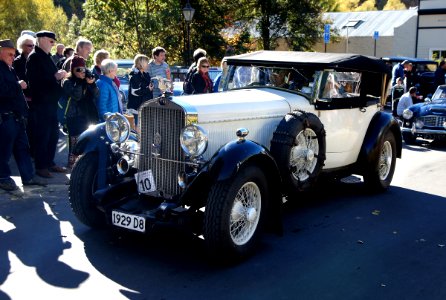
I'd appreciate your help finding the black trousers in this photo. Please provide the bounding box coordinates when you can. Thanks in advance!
[33,105,59,170]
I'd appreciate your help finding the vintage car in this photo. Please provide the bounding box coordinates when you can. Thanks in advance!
[69,51,402,262]
[382,56,438,102]
[400,84,446,144]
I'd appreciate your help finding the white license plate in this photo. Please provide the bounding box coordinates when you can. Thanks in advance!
[112,211,145,232]
[135,170,156,194]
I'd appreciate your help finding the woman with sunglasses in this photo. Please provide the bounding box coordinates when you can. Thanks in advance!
[61,56,99,168]
[191,57,213,94]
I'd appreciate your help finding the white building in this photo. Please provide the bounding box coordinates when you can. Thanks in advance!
[314,0,446,60]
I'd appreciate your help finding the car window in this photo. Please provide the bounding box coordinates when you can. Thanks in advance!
[432,86,446,101]
[318,71,361,99]
[116,63,132,84]
[226,65,317,97]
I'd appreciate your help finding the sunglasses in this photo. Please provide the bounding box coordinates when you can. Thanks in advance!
[201,65,210,68]
[75,67,86,73]
[24,44,34,48]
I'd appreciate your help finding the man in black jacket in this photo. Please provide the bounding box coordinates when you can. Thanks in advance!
[433,60,446,90]
[26,31,68,178]
[0,39,46,191]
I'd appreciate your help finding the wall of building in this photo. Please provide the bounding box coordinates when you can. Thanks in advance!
[416,14,446,59]
[393,15,417,57]
[314,36,394,57]
[420,0,445,10]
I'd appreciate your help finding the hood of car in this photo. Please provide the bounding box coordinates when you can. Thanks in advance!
[172,88,304,123]
[410,100,446,117]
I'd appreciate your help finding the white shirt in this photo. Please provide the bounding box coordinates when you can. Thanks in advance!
[397,92,414,116]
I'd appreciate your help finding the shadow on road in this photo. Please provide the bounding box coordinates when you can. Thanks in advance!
[0,192,89,300]
[59,180,446,299]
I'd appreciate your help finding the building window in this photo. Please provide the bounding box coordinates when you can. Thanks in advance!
[431,50,446,60]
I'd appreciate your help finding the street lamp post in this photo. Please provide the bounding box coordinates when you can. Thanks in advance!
[344,20,358,53]
[182,0,195,66]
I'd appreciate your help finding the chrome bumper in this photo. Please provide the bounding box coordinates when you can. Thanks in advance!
[401,127,446,135]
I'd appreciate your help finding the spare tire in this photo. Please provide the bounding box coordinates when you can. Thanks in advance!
[270,111,326,193]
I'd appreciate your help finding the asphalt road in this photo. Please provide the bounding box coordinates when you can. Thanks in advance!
[1,134,446,300]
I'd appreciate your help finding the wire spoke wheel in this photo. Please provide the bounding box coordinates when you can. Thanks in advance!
[378,140,392,180]
[230,182,261,246]
[290,128,319,182]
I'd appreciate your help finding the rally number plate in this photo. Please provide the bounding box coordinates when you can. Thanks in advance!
[134,170,156,194]
[112,211,145,232]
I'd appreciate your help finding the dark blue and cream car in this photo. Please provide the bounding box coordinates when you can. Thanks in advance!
[400,84,446,144]
[69,51,402,262]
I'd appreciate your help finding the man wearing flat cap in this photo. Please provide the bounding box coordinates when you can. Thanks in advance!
[26,30,68,178]
[0,39,46,191]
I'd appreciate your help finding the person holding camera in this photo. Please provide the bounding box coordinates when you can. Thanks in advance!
[61,56,99,168]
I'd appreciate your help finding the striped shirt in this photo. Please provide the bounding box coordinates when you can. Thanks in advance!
[148,61,170,98]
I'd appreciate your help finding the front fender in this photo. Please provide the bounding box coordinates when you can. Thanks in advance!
[74,123,109,155]
[358,111,402,168]
[207,138,283,234]
[208,139,280,184]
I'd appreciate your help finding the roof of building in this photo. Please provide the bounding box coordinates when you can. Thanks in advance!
[324,9,418,37]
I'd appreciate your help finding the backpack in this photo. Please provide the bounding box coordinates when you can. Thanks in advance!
[183,65,197,95]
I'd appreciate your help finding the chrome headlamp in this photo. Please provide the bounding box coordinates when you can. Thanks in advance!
[105,113,130,143]
[402,109,413,120]
[180,125,208,158]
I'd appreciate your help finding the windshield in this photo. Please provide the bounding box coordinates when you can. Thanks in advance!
[226,65,317,98]
[414,63,437,74]
[432,86,446,101]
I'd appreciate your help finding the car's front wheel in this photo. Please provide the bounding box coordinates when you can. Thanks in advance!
[363,131,397,192]
[69,152,106,228]
[204,165,268,262]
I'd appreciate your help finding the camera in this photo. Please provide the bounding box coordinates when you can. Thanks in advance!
[85,69,94,80]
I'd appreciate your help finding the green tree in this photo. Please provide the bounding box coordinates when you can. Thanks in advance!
[225,0,336,51]
[0,0,67,41]
[81,0,229,65]
[65,14,81,47]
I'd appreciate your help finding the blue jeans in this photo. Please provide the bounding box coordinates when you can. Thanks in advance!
[0,115,34,182]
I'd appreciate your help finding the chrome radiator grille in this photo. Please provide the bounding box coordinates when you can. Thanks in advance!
[419,115,446,127]
[138,100,186,197]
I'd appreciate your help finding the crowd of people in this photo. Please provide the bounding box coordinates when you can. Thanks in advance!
[0,29,223,192]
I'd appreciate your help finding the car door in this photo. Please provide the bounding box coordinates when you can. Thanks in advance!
[314,70,380,169]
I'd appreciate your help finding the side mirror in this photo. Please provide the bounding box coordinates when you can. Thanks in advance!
[424,97,431,102]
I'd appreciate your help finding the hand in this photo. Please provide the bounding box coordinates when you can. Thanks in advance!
[165,68,171,80]
[54,70,67,80]
[18,80,27,89]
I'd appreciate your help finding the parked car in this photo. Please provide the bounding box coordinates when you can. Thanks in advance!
[172,66,222,96]
[400,84,446,144]
[69,51,402,262]
[382,56,438,103]
[115,59,133,108]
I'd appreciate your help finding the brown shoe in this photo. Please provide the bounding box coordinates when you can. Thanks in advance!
[49,165,68,173]
[36,169,53,178]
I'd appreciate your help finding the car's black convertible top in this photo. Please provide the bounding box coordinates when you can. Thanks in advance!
[226,50,389,74]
